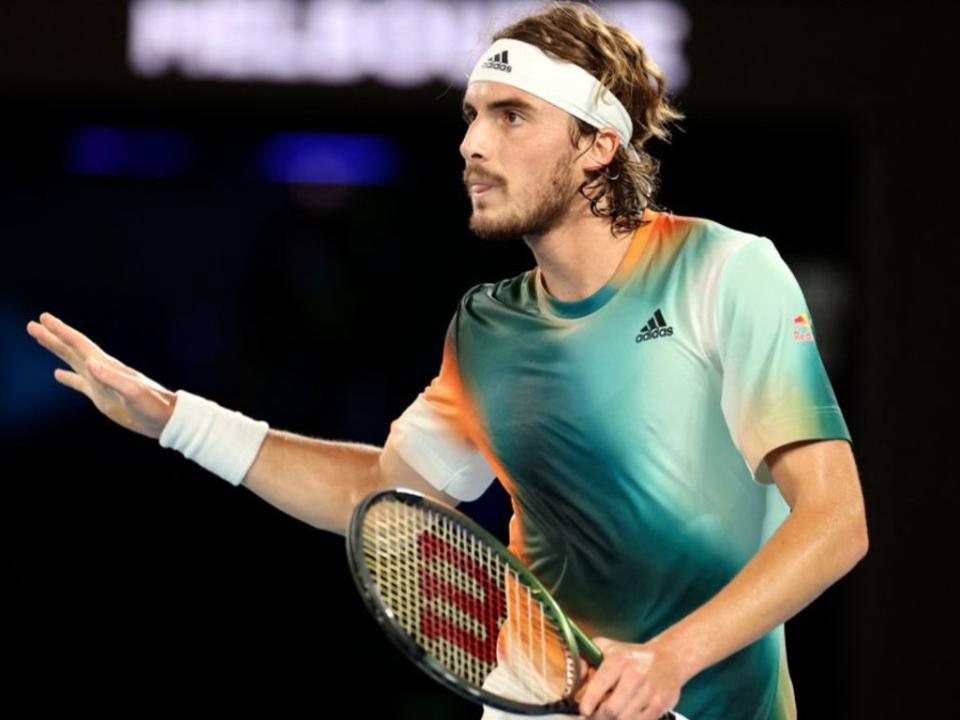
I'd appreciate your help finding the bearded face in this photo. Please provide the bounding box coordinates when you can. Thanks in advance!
[465,146,581,242]
[461,82,589,243]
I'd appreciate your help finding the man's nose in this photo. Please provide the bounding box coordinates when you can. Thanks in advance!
[459,117,488,161]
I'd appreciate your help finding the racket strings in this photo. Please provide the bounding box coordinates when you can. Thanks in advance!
[360,498,578,704]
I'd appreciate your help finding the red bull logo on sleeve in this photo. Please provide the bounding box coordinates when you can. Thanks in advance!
[793,312,814,342]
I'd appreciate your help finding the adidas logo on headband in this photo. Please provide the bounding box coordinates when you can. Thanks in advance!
[481,50,512,73]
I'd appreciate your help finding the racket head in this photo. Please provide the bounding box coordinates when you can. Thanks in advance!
[346,488,586,715]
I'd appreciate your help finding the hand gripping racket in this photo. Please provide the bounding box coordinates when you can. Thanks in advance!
[346,489,685,718]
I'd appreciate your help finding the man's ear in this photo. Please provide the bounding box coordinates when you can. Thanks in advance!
[582,127,620,173]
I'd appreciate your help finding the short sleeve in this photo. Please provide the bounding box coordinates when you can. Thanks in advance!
[384,315,497,502]
[715,238,852,476]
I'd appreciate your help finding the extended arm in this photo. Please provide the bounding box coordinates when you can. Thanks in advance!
[239,431,458,535]
[27,312,461,538]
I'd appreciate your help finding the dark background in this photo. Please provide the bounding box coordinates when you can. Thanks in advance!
[3,0,956,715]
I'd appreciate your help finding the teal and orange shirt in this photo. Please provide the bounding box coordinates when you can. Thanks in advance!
[386,208,851,719]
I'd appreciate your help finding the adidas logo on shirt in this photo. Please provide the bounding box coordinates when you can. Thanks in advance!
[482,50,512,73]
[635,309,674,343]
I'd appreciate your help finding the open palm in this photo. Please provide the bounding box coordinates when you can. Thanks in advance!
[26,312,176,439]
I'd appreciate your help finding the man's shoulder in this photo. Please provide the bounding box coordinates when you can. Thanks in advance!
[659,209,773,272]
[664,210,767,252]
[457,268,536,311]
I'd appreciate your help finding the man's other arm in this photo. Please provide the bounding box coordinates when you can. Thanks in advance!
[654,438,868,682]
[240,432,461,537]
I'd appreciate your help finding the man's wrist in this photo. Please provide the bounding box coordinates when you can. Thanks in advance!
[158,389,270,486]
[650,621,708,685]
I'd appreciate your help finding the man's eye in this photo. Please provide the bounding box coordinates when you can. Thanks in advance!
[506,111,522,123]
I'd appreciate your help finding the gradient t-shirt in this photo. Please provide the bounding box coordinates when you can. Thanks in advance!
[386,208,851,719]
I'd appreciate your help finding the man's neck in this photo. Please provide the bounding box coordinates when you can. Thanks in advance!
[524,212,635,302]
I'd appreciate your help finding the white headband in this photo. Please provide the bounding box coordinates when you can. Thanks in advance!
[467,38,640,162]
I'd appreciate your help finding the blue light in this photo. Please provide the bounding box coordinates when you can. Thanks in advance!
[257,132,400,185]
[65,125,193,177]
[0,308,82,438]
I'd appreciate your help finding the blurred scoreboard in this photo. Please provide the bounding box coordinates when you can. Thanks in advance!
[128,0,690,89]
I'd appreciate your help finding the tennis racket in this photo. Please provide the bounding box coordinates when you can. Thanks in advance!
[346,488,685,718]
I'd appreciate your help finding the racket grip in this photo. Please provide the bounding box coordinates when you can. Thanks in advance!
[571,623,603,667]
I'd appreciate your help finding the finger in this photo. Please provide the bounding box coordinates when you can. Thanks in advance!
[636,692,669,720]
[35,316,136,375]
[574,665,595,707]
[620,688,656,720]
[93,351,135,375]
[579,660,623,716]
[592,637,613,653]
[592,667,646,719]
[87,357,141,397]
[30,321,141,395]
[642,686,680,720]
[28,320,83,369]
[53,368,94,400]
[39,312,102,358]
[102,353,137,374]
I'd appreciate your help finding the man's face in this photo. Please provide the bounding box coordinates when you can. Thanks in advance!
[460,81,583,242]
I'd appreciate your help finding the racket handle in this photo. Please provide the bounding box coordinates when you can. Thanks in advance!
[571,623,604,667]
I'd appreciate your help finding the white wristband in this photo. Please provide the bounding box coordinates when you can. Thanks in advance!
[158,389,270,486]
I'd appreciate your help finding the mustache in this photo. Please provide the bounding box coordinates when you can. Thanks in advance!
[463,169,503,186]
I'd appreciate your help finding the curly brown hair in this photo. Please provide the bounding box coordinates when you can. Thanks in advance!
[491,1,684,235]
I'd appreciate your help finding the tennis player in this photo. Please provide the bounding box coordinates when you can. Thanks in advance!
[27,2,867,719]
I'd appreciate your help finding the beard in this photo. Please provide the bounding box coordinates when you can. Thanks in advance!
[467,151,580,242]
